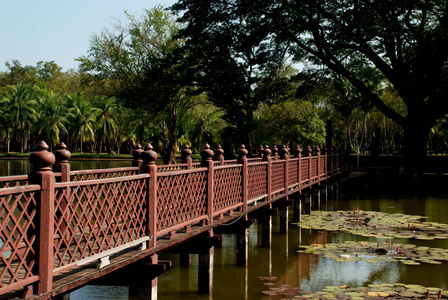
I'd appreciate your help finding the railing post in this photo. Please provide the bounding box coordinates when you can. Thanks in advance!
[315,146,321,180]
[53,143,71,241]
[262,146,272,201]
[304,146,312,181]
[53,142,71,182]
[272,145,278,160]
[279,145,289,192]
[141,143,158,248]
[258,145,264,158]
[214,145,225,166]
[201,145,215,225]
[322,147,328,178]
[181,145,193,169]
[294,146,302,187]
[28,141,55,295]
[237,145,248,212]
[132,144,143,172]
[329,147,334,174]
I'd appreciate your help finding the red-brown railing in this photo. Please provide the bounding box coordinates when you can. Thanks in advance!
[0,142,343,298]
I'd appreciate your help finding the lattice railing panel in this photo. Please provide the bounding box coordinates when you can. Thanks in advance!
[157,170,207,233]
[0,176,28,189]
[328,155,335,173]
[310,157,318,179]
[318,157,326,177]
[53,176,148,268]
[213,166,242,213]
[288,159,299,187]
[271,162,285,193]
[157,165,189,173]
[247,163,267,200]
[70,168,139,182]
[224,159,238,165]
[0,185,40,289]
[300,159,310,183]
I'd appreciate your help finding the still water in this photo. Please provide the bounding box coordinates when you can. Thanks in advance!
[1,159,447,298]
[73,181,448,299]
[0,159,132,176]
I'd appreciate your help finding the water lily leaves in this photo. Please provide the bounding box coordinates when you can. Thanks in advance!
[297,240,448,266]
[261,282,445,299]
[296,210,448,241]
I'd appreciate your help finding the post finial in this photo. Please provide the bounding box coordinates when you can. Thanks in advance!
[237,144,248,159]
[54,142,71,165]
[132,144,143,161]
[181,144,192,163]
[29,141,56,172]
[141,143,158,165]
[201,144,214,161]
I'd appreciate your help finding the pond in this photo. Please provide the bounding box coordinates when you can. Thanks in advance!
[69,174,448,299]
[0,158,133,177]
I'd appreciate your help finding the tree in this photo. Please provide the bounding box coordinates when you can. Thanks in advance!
[173,0,448,175]
[35,87,68,151]
[66,92,99,153]
[78,6,197,163]
[256,100,326,148]
[0,60,38,87]
[93,96,119,153]
[172,1,294,147]
[0,84,38,152]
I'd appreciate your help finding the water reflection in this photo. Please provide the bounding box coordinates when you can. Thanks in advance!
[0,159,132,176]
[69,190,448,299]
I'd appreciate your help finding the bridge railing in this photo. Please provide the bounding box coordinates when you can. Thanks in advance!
[0,142,343,298]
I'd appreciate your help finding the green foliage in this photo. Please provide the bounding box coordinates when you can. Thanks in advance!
[0,84,38,152]
[173,0,448,173]
[172,0,295,146]
[256,101,326,148]
[35,85,68,150]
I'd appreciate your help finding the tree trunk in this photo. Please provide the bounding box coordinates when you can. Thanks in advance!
[162,139,177,165]
[79,136,82,153]
[400,119,433,177]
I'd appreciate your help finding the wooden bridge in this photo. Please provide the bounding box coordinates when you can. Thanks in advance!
[0,141,346,299]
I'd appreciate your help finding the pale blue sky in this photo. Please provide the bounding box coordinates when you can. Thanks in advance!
[0,0,176,72]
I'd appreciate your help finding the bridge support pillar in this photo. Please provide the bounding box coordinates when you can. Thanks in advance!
[180,253,190,267]
[198,247,214,294]
[248,206,277,247]
[334,182,339,200]
[236,229,248,266]
[290,193,304,223]
[214,218,254,266]
[163,233,221,295]
[261,216,272,247]
[303,191,312,214]
[279,206,289,234]
[327,183,334,200]
[312,188,321,210]
[128,254,160,300]
[274,198,293,234]
[321,185,327,202]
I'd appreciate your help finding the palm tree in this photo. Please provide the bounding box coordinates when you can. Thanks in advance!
[0,84,38,152]
[0,102,11,152]
[66,92,99,153]
[93,97,119,153]
[36,87,68,151]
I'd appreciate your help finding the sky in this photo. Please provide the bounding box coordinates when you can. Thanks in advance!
[0,0,177,72]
